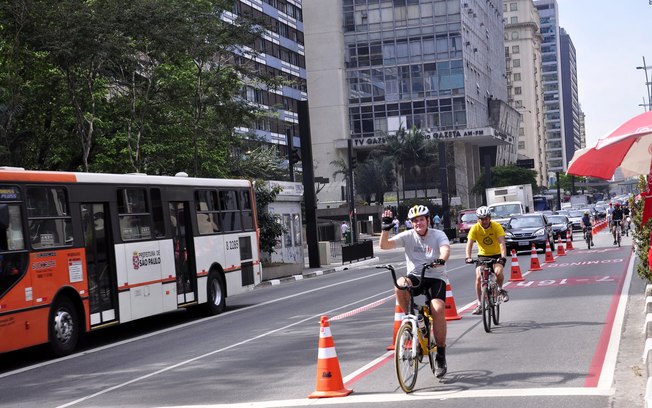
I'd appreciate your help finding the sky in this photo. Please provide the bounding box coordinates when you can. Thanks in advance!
[555,0,652,147]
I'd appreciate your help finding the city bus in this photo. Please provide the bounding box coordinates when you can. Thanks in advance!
[0,168,261,356]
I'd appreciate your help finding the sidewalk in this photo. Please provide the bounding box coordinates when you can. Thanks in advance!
[256,234,381,288]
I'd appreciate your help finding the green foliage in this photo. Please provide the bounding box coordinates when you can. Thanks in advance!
[471,165,538,195]
[255,183,286,256]
[632,176,652,282]
[355,150,396,205]
[0,0,272,176]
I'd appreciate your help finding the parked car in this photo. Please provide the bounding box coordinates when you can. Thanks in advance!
[504,214,553,253]
[546,214,573,241]
[457,209,477,243]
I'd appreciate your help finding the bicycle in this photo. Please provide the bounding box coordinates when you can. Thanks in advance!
[376,260,445,393]
[613,220,622,247]
[468,258,502,333]
[583,225,593,250]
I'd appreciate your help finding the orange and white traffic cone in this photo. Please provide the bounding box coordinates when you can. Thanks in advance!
[387,297,404,350]
[529,244,542,271]
[444,278,462,321]
[556,236,566,256]
[308,316,353,399]
[566,232,574,250]
[544,239,555,263]
[509,249,524,282]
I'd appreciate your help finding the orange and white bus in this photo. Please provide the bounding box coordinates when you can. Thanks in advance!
[0,168,261,356]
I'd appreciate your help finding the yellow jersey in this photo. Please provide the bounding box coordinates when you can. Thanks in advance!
[468,220,505,256]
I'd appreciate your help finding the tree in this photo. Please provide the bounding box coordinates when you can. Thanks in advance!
[471,165,538,195]
[382,126,437,204]
[255,183,285,256]
[630,176,652,282]
[355,150,395,205]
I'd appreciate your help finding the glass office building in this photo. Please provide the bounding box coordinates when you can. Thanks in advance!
[304,0,517,208]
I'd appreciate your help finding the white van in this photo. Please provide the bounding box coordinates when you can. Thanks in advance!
[488,201,527,226]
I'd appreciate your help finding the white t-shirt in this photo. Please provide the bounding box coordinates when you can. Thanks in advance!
[390,228,450,280]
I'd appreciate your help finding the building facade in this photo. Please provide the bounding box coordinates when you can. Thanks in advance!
[534,0,565,179]
[503,0,548,187]
[231,0,307,155]
[303,0,517,209]
[560,27,581,165]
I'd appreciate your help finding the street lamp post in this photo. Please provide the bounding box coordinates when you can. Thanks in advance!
[636,56,652,111]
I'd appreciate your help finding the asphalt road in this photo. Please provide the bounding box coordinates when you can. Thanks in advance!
[0,228,646,408]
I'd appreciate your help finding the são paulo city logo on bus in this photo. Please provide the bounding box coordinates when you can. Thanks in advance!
[132,250,162,270]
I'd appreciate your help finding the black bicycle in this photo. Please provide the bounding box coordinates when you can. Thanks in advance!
[468,258,501,333]
[377,260,445,393]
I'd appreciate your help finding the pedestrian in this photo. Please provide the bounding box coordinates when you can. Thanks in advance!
[405,219,412,230]
[341,220,349,236]
[392,216,399,235]
[434,213,441,229]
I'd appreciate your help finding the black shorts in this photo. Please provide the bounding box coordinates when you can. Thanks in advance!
[478,254,501,271]
[406,275,447,302]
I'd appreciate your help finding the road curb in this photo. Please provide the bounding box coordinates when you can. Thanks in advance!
[646,284,652,408]
[255,257,380,288]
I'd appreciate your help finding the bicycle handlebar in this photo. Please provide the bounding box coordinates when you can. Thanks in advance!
[376,259,445,291]
[466,258,498,266]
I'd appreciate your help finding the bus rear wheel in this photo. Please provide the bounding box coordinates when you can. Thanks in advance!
[49,296,79,357]
[206,271,226,315]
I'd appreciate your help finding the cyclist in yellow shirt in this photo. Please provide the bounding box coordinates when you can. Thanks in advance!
[464,206,509,315]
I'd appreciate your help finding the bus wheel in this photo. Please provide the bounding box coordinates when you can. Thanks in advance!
[49,296,79,356]
[206,271,226,315]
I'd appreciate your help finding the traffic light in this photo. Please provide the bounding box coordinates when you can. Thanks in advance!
[290,148,301,165]
[350,156,357,169]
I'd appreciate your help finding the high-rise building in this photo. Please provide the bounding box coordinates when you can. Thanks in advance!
[560,27,581,163]
[503,0,547,186]
[534,0,564,177]
[303,0,517,208]
[579,106,586,148]
[231,1,307,156]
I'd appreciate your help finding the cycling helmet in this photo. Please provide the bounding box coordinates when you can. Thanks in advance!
[476,206,491,218]
[407,205,430,220]
[584,211,590,215]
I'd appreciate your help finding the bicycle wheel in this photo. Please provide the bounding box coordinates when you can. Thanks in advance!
[394,323,418,392]
[481,286,492,333]
[491,286,500,325]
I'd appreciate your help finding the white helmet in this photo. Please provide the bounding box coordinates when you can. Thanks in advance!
[407,205,429,220]
[476,206,491,218]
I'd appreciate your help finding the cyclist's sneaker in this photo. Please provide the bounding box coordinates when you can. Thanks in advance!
[471,305,482,315]
[434,354,447,378]
[613,240,617,245]
[499,288,509,302]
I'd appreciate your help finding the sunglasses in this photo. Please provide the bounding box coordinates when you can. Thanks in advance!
[479,216,491,221]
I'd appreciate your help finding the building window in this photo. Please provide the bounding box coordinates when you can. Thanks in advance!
[514,73,521,81]
[512,45,520,54]
[510,16,518,23]
[513,59,520,68]
[514,86,522,95]
[510,2,518,11]
[515,100,523,108]
[518,141,525,149]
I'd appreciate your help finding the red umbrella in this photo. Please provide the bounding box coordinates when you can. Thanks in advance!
[567,110,652,180]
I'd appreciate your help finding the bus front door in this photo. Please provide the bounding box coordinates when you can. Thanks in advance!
[81,203,117,327]
[169,202,196,305]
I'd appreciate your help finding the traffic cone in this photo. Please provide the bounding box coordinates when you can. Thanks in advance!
[529,244,542,271]
[556,236,566,256]
[509,249,524,282]
[544,239,555,263]
[444,278,462,321]
[387,297,403,350]
[308,316,352,399]
[566,232,574,250]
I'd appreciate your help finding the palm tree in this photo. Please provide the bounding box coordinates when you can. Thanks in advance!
[355,150,395,205]
[382,125,437,204]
